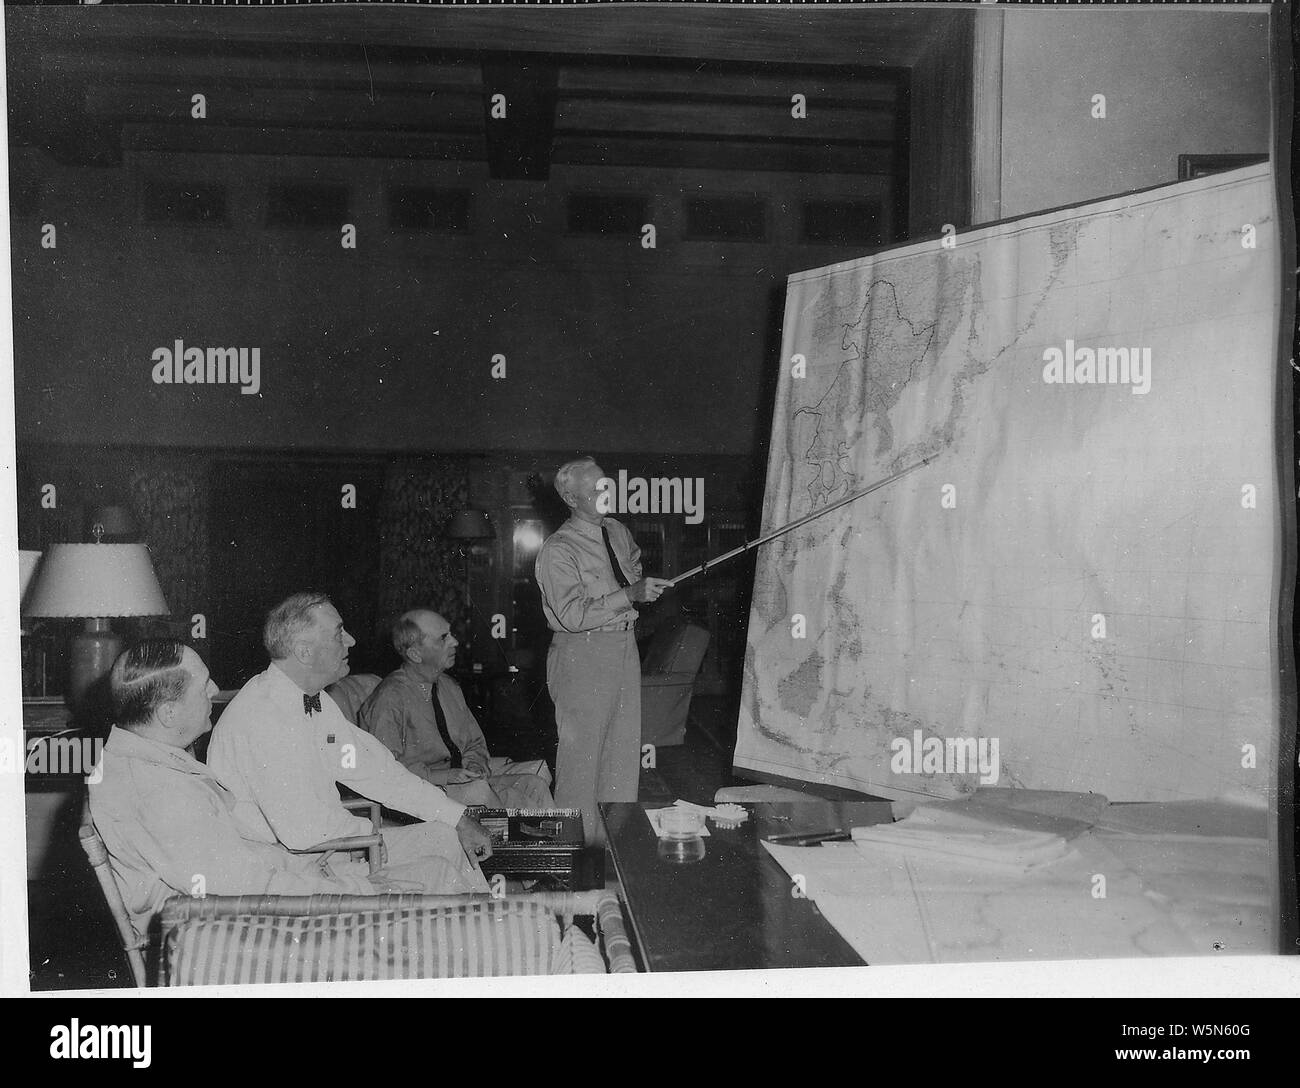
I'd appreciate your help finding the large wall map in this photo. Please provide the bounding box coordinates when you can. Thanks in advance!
[736,164,1281,803]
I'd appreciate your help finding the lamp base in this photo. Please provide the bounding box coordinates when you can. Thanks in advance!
[68,619,124,717]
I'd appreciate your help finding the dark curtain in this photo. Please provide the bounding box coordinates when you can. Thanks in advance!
[377,457,473,648]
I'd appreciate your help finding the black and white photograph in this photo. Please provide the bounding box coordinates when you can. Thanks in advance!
[0,0,1296,1009]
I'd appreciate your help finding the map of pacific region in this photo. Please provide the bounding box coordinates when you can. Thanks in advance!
[737,167,1277,803]
[756,262,979,757]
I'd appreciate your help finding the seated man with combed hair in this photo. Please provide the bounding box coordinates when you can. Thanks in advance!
[89,640,376,941]
[359,609,553,809]
[207,592,492,897]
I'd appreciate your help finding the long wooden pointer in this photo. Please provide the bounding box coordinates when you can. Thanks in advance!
[667,454,936,587]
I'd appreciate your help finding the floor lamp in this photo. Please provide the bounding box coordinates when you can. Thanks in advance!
[444,508,495,669]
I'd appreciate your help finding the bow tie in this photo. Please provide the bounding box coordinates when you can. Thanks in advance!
[303,692,322,716]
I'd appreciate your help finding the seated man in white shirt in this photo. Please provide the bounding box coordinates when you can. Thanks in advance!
[89,639,377,941]
[206,592,492,896]
[358,608,553,809]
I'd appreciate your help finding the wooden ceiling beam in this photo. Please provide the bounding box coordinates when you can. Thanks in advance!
[556,100,899,143]
[121,123,485,163]
[29,50,482,94]
[7,7,959,68]
[87,85,485,133]
[551,136,896,176]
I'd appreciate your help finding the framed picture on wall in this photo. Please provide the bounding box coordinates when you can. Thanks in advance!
[1176,153,1267,180]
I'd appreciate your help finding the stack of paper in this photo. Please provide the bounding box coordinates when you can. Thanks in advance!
[851,806,1072,874]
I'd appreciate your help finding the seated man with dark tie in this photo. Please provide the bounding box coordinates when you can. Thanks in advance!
[207,592,493,896]
[359,608,553,810]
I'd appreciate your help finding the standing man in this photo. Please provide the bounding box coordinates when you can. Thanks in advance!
[359,608,553,809]
[535,457,671,843]
[207,592,492,895]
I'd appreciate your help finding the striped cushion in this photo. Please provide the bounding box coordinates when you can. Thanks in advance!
[166,900,562,985]
[553,924,607,975]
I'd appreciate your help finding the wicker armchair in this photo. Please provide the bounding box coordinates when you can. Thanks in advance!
[79,794,388,986]
[78,804,150,987]
[158,889,636,984]
[289,797,387,874]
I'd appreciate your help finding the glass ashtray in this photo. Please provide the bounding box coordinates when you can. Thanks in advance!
[657,836,706,865]
[659,808,706,839]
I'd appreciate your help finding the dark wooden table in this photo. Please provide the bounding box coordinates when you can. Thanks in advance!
[601,800,895,973]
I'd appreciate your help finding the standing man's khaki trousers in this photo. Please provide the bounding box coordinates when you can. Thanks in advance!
[547,629,641,845]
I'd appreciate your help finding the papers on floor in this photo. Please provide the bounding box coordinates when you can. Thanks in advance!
[1091,800,1274,956]
[850,807,1072,875]
[760,796,1271,964]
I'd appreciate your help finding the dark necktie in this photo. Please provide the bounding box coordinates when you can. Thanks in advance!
[431,683,462,769]
[303,692,322,716]
[602,523,631,589]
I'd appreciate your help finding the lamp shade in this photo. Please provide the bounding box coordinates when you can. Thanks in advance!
[18,550,41,607]
[445,509,495,541]
[18,550,41,635]
[23,543,169,618]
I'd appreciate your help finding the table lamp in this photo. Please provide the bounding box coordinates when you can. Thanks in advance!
[445,508,495,670]
[445,509,495,609]
[445,508,495,545]
[22,533,169,711]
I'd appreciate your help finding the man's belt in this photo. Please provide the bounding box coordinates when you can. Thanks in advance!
[550,619,636,634]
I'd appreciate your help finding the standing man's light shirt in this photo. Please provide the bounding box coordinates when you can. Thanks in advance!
[535,516,641,632]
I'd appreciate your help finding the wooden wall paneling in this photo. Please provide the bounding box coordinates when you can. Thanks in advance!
[207,458,386,686]
[970,8,1005,226]
[907,13,974,239]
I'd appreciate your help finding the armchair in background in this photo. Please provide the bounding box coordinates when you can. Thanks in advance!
[639,622,709,748]
[325,673,382,726]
